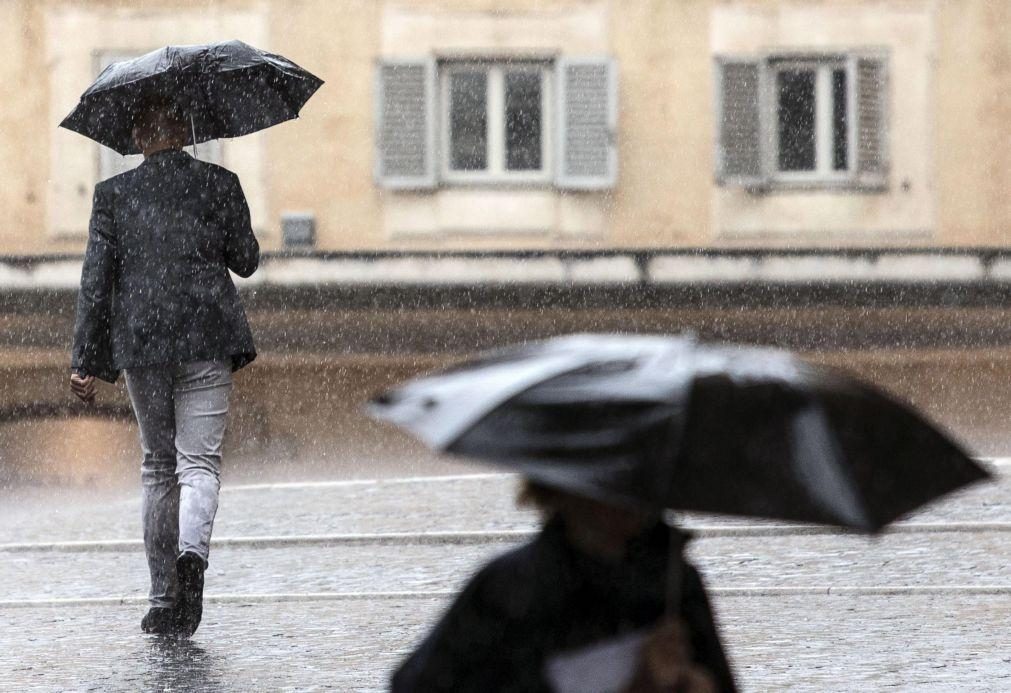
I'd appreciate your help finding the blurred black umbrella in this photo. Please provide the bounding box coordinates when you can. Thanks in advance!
[60,40,323,155]
[370,334,990,533]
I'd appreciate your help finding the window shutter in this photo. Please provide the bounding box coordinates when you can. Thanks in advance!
[714,57,766,187]
[375,58,437,189]
[855,54,889,188]
[555,57,617,190]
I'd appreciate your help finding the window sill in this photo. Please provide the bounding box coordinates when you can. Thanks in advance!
[740,180,889,195]
[439,175,554,189]
[381,180,559,192]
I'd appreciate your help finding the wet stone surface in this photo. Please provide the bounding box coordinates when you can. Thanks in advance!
[0,476,538,544]
[2,530,1010,602]
[2,595,1010,692]
[1,467,1009,691]
[2,469,1007,545]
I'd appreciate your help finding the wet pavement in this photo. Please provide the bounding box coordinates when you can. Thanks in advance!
[1,465,1010,691]
[4,529,1011,603]
[4,594,1010,692]
[4,467,1010,544]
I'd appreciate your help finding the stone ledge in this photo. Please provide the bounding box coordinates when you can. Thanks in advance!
[5,251,1011,312]
[3,250,1009,290]
[648,253,988,284]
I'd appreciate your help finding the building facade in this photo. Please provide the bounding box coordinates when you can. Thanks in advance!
[2,0,1010,484]
[0,0,1007,256]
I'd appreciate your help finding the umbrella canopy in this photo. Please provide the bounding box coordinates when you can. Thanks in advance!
[60,40,323,155]
[370,334,990,533]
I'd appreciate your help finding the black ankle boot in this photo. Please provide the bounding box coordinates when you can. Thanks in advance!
[141,606,176,634]
[174,552,206,636]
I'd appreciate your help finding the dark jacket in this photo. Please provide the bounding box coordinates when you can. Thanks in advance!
[392,517,737,693]
[71,149,259,382]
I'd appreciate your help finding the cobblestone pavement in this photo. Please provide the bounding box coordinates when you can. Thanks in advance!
[1,465,1009,691]
[3,467,1009,544]
[3,530,1010,602]
[2,595,1009,692]
[0,475,541,544]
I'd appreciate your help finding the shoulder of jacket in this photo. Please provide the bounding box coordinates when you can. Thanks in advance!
[468,542,541,602]
[95,171,131,196]
[192,158,239,181]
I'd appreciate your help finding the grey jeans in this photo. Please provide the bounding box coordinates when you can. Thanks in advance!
[125,360,232,608]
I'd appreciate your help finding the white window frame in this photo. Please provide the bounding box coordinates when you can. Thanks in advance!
[768,55,857,185]
[439,61,553,186]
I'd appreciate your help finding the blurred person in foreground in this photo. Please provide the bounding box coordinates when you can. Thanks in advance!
[391,480,736,692]
[70,97,259,636]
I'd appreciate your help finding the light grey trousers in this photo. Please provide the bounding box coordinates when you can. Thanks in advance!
[125,360,232,608]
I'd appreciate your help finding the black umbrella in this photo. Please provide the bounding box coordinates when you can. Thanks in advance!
[370,334,990,533]
[60,40,323,155]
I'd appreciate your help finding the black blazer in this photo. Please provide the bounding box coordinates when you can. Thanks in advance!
[72,149,259,383]
[392,518,737,693]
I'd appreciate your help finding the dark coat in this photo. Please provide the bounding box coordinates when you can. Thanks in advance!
[392,517,737,693]
[71,149,259,382]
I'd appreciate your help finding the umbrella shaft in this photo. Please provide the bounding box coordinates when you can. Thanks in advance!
[665,526,685,616]
[190,112,198,158]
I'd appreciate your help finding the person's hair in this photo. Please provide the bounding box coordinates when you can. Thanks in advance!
[131,96,188,151]
[516,479,568,515]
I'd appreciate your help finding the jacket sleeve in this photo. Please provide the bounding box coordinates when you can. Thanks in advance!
[71,184,119,383]
[392,564,513,692]
[218,171,259,278]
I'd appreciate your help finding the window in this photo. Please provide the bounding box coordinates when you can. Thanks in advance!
[772,58,851,179]
[715,51,888,190]
[441,62,552,184]
[375,57,617,191]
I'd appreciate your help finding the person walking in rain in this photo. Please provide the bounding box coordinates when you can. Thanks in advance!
[391,480,736,692]
[377,333,986,692]
[69,96,259,636]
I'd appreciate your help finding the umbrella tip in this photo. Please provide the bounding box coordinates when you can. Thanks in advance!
[371,390,438,410]
[372,391,396,407]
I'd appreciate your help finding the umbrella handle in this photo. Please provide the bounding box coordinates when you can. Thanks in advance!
[665,524,686,616]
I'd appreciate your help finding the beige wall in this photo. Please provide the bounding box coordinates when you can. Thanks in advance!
[263,0,380,252]
[0,0,1006,254]
[609,0,713,248]
[935,0,1010,246]
[0,1,49,256]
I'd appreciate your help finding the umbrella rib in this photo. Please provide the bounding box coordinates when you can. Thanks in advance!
[792,403,876,531]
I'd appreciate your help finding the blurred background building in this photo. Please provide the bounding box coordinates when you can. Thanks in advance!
[1,0,1007,250]
[1,0,1009,484]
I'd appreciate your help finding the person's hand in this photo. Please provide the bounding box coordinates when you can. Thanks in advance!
[626,618,717,693]
[70,373,96,404]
